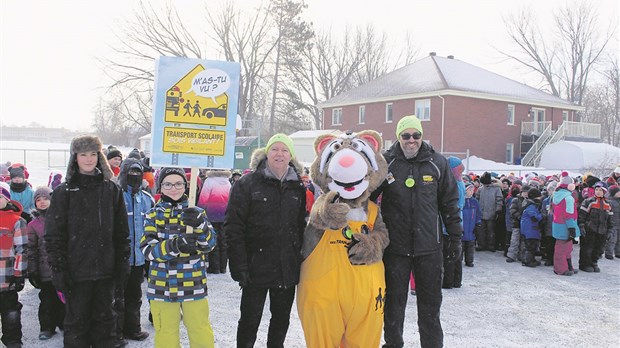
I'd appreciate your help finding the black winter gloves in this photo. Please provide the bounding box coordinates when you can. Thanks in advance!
[231,271,251,288]
[51,271,72,293]
[28,273,42,289]
[579,225,586,237]
[8,277,25,292]
[176,233,199,254]
[181,207,206,228]
[568,227,576,239]
[445,238,461,260]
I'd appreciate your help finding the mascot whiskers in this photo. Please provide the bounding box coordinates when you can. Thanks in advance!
[297,130,389,348]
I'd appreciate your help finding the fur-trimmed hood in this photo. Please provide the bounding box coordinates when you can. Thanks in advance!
[66,135,113,182]
[249,148,304,175]
[206,169,232,179]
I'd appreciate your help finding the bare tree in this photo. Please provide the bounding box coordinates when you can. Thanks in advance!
[500,1,616,105]
[92,98,134,146]
[104,1,203,89]
[207,1,277,126]
[582,57,620,146]
[284,29,365,129]
[101,1,203,138]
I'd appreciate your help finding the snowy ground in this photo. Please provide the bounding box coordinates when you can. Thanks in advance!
[3,141,619,347]
[14,247,620,348]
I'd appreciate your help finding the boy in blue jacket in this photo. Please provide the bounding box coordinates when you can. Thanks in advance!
[520,188,544,267]
[114,158,154,346]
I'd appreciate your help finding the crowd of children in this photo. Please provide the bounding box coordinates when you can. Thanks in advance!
[452,167,619,280]
[1,135,619,347]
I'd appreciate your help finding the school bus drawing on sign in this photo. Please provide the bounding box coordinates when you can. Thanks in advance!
[164,64,229,127]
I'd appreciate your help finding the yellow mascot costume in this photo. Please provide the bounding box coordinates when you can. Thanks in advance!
[297,130,389,348]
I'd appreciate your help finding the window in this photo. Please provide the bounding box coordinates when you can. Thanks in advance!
[384,139,393,149]
[332,108,342,125]
[415,99,431,120]
[385,103,393,123]
[507,104,515,125]
[505,143,514,164]
[359,105,366,124]
[562,111,568,122]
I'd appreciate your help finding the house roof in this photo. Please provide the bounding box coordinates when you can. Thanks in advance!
[320,55,581,110]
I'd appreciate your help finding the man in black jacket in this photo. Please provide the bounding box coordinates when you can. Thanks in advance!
[224,133,306,348]
[45,135,130,348]
[371,116,463,348]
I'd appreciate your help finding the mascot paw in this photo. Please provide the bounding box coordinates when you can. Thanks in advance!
[311,191,350,229]
[347,233,381,265]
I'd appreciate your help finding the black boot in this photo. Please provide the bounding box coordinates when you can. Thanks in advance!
[592,263,600,273]
[207,247,221,274]
[1,310,23,348]
[567,259,578,274]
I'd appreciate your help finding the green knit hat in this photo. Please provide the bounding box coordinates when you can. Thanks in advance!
[266,133,296,158]
[396,115,423,138]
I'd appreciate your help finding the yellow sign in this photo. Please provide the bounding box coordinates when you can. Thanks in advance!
[162,127,226,156]
[164,65,229,126]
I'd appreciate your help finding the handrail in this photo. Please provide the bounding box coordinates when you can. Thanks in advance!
[563,121,601,138]
[521,123,552,166]
[521,121,552,135]
[529,122,567,166]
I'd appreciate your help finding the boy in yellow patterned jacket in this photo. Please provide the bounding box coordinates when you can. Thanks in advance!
[140,167,216,348]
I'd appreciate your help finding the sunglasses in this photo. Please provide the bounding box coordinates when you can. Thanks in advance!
[400,132,422,140]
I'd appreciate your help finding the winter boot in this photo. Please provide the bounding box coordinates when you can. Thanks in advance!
[592,263,600,273]
[207,248,220,273]
[579,265,594,273]
[567,259,578,274]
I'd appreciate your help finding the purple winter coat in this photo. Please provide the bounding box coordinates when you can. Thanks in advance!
[26,211,53,281]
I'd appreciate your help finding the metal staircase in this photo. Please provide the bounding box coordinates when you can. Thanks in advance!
[521,123,555,167]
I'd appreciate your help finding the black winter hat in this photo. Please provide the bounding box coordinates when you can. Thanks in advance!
[480,172,492,185]
[528,188,542,199]
[107,148,123,160]
[157,167,187,191]
[119,158,144,189]
[127,149,141,160]
[9,166,25,179]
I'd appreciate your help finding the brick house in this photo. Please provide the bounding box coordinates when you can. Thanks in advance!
[319,53,586,164]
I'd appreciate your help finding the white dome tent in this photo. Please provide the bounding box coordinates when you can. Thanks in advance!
[539,141,620,172]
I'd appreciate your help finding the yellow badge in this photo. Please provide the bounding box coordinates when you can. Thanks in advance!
[423,175,434,182]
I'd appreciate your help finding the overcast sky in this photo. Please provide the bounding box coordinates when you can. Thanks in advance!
[1,0,618,132]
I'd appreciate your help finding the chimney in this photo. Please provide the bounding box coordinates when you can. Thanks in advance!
[429,52,436,56]
[447,55,454,59]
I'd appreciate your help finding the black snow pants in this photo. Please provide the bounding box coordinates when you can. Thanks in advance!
[0,290,22,347]
[383,251,443,348]
[64,279,116,348]
[114,266,144,339]
[236,285,295,348]
[38,281,65,332]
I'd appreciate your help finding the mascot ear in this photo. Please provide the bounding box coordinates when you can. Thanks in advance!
[357,131,382,153]
[315,134,338,155]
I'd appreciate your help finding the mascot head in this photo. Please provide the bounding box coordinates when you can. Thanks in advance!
[310,130,388,206]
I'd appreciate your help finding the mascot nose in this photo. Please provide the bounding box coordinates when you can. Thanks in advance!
[338,154,355,168]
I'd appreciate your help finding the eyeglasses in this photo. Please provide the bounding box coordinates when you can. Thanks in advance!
[400,132,422,140]
[161,182,186,190]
